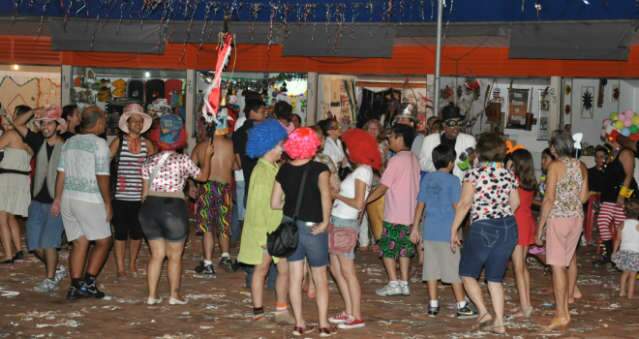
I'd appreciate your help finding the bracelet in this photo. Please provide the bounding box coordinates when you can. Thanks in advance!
[619,186,634,199]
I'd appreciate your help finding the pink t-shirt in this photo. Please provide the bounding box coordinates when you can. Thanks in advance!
[380,150,421,225]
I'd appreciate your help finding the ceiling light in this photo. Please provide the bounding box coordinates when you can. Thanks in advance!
[144,71,151,78]
[12,64,20,71]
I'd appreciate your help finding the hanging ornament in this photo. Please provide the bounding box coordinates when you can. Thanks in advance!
[267,2,280,47]
[521,0,525,13]
[384,0,393,22]
[324,3,332,32]
[534,0,542,17]
[281,3,290,39]
[249,3,262,40]
[367,0,374,21]
[37,0,51,38]
[419,0,426,20]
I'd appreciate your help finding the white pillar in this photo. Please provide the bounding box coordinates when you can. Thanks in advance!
[306,72,319,125]
[549,76,562,131]
[61,65,72,106]
[186,69,196,153]
[426,74,435,117]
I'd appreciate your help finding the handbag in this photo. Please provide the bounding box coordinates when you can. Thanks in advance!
[267,166,309,257]
[109,134,124,197]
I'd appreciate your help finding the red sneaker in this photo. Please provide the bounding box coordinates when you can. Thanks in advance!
[328,311,351,324]
[338,318,366,329]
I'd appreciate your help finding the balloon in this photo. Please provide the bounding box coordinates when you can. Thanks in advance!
[615,120,625,130]
[631,133,639,142]
[624,118,633,127]
[623,109,634,118]
[622,128,631,136]
[610,112,619,121]
[630,125,638,134]
[632,116,639,125]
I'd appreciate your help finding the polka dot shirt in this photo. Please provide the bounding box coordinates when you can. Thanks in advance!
[142,152,200,193]
[464,165,518,222]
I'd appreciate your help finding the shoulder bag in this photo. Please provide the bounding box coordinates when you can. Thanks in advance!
[267,165,309,258]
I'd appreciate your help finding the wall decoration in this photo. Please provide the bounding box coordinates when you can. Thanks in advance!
[0,76,61,114]
[537,87,551,141]
[581,86,594,119]
[507,88,531,130]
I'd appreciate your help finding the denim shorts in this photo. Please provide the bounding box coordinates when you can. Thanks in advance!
[26,201,64,250]
[459,216,518,283]
[286,217,329,267]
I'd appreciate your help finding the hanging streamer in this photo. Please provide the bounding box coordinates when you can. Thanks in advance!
[202,32,233,124]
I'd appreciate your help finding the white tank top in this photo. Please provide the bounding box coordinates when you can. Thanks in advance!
[621,219,639,252]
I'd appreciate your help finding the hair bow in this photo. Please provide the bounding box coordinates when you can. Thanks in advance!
[573,133,583,150]
[506,140,525,154]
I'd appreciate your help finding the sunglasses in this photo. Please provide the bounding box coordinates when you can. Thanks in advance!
[444,119,461,128]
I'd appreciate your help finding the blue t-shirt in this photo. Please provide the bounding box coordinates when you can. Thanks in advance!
[418,171,461,242]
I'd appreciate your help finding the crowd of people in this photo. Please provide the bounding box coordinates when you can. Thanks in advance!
[1,97,639,336]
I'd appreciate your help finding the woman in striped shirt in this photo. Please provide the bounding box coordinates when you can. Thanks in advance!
[109,104,155,278]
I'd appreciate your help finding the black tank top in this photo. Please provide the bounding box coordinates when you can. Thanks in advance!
[601,153,637,202]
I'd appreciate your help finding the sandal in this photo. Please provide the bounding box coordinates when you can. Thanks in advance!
[491,325,507,335]
[319,326,337,337]
[292,325,315,336]
[472,313,493,331]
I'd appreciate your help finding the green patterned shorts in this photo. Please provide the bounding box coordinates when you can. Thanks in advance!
[378,221,415,259]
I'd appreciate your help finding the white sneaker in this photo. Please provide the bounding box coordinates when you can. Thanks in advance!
[375,282,402,296]
[169,297,188,305]
[399,281,410,296]
[54,265,68,283]
[146,297,163,305]
[34,278,58,293]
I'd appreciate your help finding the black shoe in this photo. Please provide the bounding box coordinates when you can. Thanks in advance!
[427,305,440,317]
[79,281,105,299]
[194,261,205,274]
[200,263,216,276]
[66,285,88,301]
[219,257,237,272]
[13,251,24,261]
[456,304,478,319]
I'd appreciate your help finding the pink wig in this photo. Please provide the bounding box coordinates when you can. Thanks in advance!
[284,127,321,160]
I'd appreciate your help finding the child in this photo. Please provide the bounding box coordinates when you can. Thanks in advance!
[529,148,555,259]
[505,149,537,318]
[237,119,293,323]
[367,124,420,296]
[410,144,477,318]
[612,199,639,299]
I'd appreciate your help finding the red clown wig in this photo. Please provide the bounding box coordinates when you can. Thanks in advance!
[283,127,321,160]
[341,128,382,170]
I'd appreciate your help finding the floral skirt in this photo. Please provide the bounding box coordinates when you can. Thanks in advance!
[612,250,639,272]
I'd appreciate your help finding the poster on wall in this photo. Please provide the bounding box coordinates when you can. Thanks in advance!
[581,86,594,119]
[537,88,551,141]
[507,88,531,130]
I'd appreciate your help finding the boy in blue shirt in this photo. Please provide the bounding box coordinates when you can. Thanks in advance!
[410,144,477,318]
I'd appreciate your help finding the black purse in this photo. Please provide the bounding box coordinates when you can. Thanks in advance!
[267,166,309,257]
[109,134,124,197]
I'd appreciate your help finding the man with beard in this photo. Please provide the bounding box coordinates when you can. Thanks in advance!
[13,107,68,292]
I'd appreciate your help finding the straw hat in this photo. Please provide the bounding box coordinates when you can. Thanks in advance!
[119,103,152,134]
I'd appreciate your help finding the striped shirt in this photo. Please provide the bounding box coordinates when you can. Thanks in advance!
[114,137,148,201]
